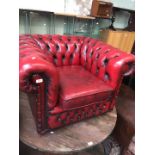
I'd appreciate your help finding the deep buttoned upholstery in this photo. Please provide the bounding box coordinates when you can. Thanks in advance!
[19,34,135,133]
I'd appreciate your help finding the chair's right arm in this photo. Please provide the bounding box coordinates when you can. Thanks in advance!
[19,54,59,108]
[19,35,59,133]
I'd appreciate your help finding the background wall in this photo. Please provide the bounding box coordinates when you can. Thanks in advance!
[19,0,135,36]
[111,0,135,10]
[19,0,65,13]
[19,0,135,13]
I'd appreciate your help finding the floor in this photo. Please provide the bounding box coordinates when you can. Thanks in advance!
[20,85,134,155]
[20,136,121,155]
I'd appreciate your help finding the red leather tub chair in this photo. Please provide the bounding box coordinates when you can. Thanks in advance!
[19,34,135,134]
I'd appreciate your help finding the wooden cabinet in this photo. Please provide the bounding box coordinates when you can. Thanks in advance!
[91,0,113,18]
[100,30,135,53]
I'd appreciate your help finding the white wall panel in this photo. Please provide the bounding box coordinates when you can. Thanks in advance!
[112,0,135,10]
[19,0,65,13]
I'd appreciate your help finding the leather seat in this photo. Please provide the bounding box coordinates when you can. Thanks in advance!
[58,66,114,110]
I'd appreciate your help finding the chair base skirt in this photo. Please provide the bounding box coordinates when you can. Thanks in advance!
[48,100,114,129]
[28,91,115,133]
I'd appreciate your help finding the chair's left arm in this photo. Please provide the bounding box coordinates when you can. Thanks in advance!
[81,38,135,110]
[105,52,135,109]
[106,53,135,88]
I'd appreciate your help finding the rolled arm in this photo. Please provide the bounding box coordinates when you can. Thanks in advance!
[19,54,59,108]
[104,52,135,110]
[106,52,135,89]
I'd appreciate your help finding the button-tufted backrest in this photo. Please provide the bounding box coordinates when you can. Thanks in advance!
[31,34,85,66]
[20,34,134,90]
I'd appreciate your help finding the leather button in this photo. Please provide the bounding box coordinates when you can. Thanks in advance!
[78,115,81,120]
[70,118,74,123]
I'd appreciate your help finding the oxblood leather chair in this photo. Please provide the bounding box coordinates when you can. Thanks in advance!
[19,34,135,134]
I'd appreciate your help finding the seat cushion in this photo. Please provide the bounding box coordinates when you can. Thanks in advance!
[57,66,114,110]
